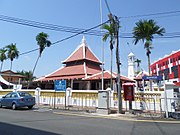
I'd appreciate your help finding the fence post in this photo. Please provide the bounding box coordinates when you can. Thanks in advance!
[35,87,41,108]
[66,87,72,109]
[153,98,156,113]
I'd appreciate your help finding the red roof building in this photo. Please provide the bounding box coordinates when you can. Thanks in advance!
[151,49,180,83]
[41,36,102,80]
[36,37,134,90]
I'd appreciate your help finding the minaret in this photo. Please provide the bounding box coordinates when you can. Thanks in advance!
[128,52,135,79]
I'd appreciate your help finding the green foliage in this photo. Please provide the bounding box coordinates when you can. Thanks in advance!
[5,43,19,61]
[0,48,7,62]
[102,23,115,50]
[0,48,7,71]
[133,19,165,47]
[17,70,36,81]
[132,19,165,74]
[36,32,51,57]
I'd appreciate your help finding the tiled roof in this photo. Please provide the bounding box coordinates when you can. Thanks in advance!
[46,65,85,78]
[134,71,149,80]
[84,71,135,82]
[39,63,102,81]
[63,36,101,64]
[43,75,85,81]
[35,37,105,82]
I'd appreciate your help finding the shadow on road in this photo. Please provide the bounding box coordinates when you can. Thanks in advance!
[0,122,61,135]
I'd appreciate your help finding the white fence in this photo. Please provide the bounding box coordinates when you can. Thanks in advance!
[0,89,165,112]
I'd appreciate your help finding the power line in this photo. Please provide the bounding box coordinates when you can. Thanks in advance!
[1,13,180,56]
[19,20,110,56]
[119,10,180,19]
[104,0,112,14]
[1,14,180,38]
[0,15,105,36]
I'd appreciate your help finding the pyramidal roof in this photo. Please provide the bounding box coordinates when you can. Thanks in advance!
[63,36,102,64]
[36,37,102,81]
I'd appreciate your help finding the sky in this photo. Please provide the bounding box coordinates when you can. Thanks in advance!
[0,0,180,78]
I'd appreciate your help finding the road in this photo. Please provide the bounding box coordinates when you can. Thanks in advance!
[0,108,179,135]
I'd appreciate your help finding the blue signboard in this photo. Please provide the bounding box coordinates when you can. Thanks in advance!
[54,80,66,91]
[142,76,163,81]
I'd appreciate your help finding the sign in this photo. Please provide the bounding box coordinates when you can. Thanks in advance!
[142,76,163,81]
[123,84,135,101]
[54,80,66,91]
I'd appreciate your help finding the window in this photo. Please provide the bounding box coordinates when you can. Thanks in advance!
[170,59,173,63]
[5,93,11,98]
[11,93,18,98]
[18,92,31,97]
[172,66,178,78]
[164,68,169,80]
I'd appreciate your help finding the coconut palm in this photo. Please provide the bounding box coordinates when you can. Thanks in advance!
[103,14,122,113]
[133,19,165,74]
[0,48,7,71]
[102,23,115,90]
[32,32,51,75]
[134,58,141,74]
[6,43,19,72]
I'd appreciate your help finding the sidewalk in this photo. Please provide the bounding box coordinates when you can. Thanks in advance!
[34,105,180,123]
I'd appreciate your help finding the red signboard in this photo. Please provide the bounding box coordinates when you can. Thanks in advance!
[123,84,135,101]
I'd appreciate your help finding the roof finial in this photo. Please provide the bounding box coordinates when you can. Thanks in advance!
[81,35,86,45]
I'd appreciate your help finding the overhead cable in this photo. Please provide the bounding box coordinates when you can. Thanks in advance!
[19,20,110,56]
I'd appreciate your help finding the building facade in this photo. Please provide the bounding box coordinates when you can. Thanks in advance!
[36,37,134,90]
[151,50,180,83]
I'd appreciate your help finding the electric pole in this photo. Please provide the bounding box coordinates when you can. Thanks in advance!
[108,14,122,113]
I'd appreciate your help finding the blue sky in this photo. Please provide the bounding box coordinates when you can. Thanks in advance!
[0,0,180,77]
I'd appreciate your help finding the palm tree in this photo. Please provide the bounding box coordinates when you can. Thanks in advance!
[32,32,51,75]
[102,23,115,90]
[17,70,36,82]
[103,14,122,113]
[134,58,141,74]
[17,70,36,88]
[0,48,7,71]
[5,43,19,86]
[6,43,19,72]
[132,19,165,74]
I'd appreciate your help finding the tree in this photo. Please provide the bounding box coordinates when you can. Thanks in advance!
[132,19,165,74]
[134,58,141,74]
[103,14,122,113]
[17,70,36,82]
[6,43,19,72]
[32,32,51,75]
[102,23,115,90]
[17,70,36,88]
[0,48,7,71]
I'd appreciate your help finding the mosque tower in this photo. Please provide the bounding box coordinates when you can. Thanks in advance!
[128,52,135,79]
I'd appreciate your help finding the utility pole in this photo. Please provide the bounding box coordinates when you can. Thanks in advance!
[108,14,122,113]
[100,0,104,90]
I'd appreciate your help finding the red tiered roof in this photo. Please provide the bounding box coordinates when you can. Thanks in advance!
[84,71,135,82]
[38,37,102,81]
[63,37,101,64]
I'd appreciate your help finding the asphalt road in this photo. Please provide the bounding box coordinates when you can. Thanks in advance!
[0,108,180,135]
